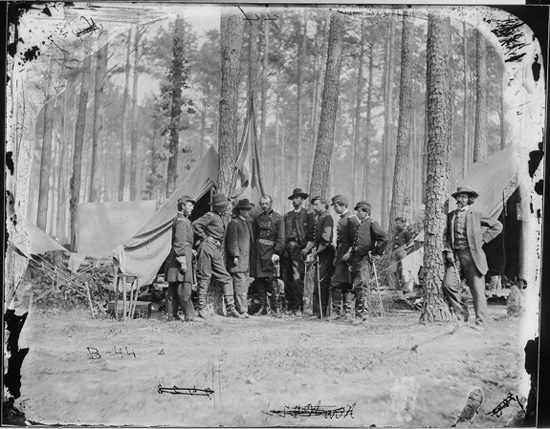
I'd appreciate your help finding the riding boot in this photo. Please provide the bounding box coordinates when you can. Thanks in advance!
[330,288,342,319]
[224,294,244,318]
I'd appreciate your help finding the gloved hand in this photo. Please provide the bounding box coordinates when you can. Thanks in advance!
[233,257,239,267]
[341,252,350,263]
[445,251,455,264]
[271,254,279,263]
[176,256,187,273]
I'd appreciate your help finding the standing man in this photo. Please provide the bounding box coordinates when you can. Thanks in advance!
[301,196,335,318]
[251,195,285,317]
[282,188,315,317]
[387,217,413,294]
[350,201,388,323]
[165,196,197,322]
[329,195,359,320]
[226,198,255,318]
[443,186,502,329]
[192,192,244,319]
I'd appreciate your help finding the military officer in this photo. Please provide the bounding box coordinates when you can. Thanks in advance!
[251,195,285,317]
[301,196,335,318]
[282,187,315,317]
[350,201,387,323]
[165,196,197,321]
[192,192,244,319]
[226,198,255,318]
[329,195,359,320]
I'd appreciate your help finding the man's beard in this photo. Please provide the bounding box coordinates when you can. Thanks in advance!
[293,201,301,209]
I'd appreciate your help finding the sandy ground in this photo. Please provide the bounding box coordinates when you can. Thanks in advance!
[18,299,527,427]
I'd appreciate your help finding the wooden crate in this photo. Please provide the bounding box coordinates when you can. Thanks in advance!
[107,300,151,319]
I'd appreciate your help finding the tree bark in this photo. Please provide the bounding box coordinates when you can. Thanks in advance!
[69,56,91,252]
[363,42,374,201]
[296,14,306,187]
[130,28,141,200]
[308,12,344,198]
[352,19,366,205]
[36,99,54,231]
[420,13,452,323]
[259,19,269,159]
[462,21,469,176]
[166,17,185,198]
[217,9,244,195]
[473,29,487,163]
[89,42,108,202]
[381,16,395,227]
[387,12,414,248]
[118,29,132,201]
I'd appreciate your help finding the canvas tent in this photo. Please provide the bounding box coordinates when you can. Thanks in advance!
[10,219,67,257]
[76,200,157,257]
[112,146,219,287]
[402,146,521,283]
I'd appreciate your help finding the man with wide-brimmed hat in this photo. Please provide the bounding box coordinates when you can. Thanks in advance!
[250,195,285,317]
[281,187,315,317]
[350,201,387,324]
[226,198,255,317]
[192,192,244,319]
[443,185,502,330]
[165,196,197,321]
[328,194,360,320]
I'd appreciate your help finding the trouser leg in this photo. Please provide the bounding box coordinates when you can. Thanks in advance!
[283,247,303,312]
[330,281,343,315]
[166,283,179,318]
[196,242,214,312]
[443,263,469,321]
[233,272,249,314]
[352,258,370,318]
[266,277,280,311]
[458,250,488,325]
[179,282,196,319]
[208,244,236,313]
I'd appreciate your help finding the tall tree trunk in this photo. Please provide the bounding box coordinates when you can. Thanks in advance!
[308,12,344,198]
[166,17,184,198]
[247,19,259,106]
[89,43,108,202]
[260,19,269,159]
[352,19,366,205]
[307,15,330,192]
[118,29,132,201]
[56,82,70,243]
[296,15,306,186]
[420,13,452,323]
[363,42,374,201]
[462,21,469,176]
[218,10,244,195]
[387,12,414,248]
[130,28,141,200]
[36,99,54,231]
[473,30,487,163]
[69,56,91,252]
[381,16,395,227]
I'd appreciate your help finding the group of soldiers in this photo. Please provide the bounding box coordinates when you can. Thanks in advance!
[165,187,390,324]
[165,184,502,330]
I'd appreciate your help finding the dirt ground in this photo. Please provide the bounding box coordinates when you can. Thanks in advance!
[18,296,527,427]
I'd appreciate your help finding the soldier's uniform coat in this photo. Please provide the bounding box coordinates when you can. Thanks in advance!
[332,210,360,284]
[251,209,285,278]
[165,212,194,284]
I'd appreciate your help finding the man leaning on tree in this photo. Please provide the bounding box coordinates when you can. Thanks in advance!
[192,192,245,319]
[443,185,502,330]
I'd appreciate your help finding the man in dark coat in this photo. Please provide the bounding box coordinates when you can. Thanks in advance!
[443,186,502,329]
[301,196,335,318]
[387,217,413,293]
[282,187,315,317]
[350,201,388,323]
[192,192,244,319]
[251,195,285,317]
[226,198,255,318]
[165,196,197,321]
[329,195,359,320]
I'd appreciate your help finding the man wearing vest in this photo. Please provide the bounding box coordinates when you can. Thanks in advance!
[165,196,197,322]
[282,188,315,317]
[329,194,359,321]
[226,198,255,318]
[192,193,244,319]
[301,196,336,318]
[443,186,502,329]
[387,217,413,293]
[350,201,388,324]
